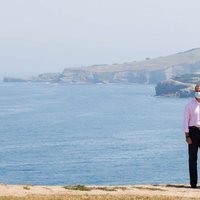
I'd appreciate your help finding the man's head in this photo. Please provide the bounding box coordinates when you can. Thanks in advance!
[195,84,200,92]
[195,84,200,100]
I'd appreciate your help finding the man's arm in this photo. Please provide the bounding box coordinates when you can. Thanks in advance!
[184,105,192,144]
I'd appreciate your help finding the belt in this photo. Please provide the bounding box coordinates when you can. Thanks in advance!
[189,126,200,130]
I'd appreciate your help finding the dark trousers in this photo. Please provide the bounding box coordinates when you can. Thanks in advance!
[188,126,200,186]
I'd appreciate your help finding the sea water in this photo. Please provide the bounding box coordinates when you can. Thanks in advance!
[0,82,191,185]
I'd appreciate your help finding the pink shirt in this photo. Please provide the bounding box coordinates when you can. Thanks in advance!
[184,98,200,132]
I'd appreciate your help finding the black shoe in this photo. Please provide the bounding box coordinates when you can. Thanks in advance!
[191,185,197,188]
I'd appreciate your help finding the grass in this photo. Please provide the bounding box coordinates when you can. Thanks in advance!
[0,195,197,200]
[23,186,31,190]
[63,185,91,191]
[166,184,190,188]
[132,186,166,191]
[93,187,117,191]
[63,185,128,192]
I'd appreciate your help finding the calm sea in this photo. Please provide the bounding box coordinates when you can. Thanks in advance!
[0,83,191,185]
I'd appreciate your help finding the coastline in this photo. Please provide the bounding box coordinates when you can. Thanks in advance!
[0,184,199,199]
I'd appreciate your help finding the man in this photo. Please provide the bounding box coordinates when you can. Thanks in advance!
[184,84,200,188]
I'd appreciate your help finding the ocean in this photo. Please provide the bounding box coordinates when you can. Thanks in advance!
[0,82,191,186]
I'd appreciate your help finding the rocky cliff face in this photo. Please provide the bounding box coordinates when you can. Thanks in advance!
[3,66,200,85]
[3,48,200,84]
[155,72,200,97]
[61,69,168,84]
[155,79,194,97]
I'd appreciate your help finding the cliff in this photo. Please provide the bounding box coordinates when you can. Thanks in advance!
[155,79,194,97]
[155,73,200,97]
[3,48,200,84]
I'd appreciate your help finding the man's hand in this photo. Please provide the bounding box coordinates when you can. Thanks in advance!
[186,137,192,144]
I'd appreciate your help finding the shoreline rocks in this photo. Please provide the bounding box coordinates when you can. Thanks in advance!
[155,72,200,97]
[155,79,195,97]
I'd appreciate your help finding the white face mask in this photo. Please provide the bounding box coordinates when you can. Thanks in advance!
[195,92,200,98]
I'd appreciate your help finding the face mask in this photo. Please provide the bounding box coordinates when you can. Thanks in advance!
[195,92,200,98]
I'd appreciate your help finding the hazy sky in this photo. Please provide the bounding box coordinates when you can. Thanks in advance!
[0,0,200,78]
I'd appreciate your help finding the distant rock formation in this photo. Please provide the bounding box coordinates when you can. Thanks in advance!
[3,77,29,82]
[3,73,64,83]
[155,73,200,97]
[155,79,194,97]
[34,73,64,83]
[3,48,200,84]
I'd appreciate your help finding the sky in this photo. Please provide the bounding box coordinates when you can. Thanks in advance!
[0,0,200,78]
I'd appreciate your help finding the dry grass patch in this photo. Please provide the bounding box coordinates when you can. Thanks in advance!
[23,186,31,190]
[63,185,128,192]
[63,185,91,191]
